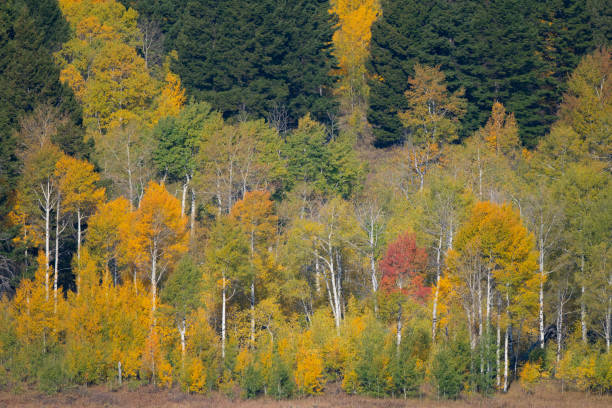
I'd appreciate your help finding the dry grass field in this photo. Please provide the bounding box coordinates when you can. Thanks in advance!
[1,381,611,408]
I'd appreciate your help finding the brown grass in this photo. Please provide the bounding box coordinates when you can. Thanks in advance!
[1,381,610,408]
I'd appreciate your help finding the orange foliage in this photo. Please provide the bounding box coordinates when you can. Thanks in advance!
[481,102,520,156]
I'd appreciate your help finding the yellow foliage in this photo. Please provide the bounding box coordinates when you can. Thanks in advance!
[519,362,547,393]
[557,344,611,392]
[55,155,105,218]
[12,253,59,349]
[56,0,164,135]
[342,369,359,393]
[8,191,42,251]
[295,331,325,395]
[187,358,207,393]
[329,0,381,110]
[152,71,186,125]
[480,102,520,156]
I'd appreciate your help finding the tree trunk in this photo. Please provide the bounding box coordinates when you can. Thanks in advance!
[496,310,501,388]
[179,318,186,369]
[250,279,255,346]
[580,255,587,344]
[478,274,483,341]
[396,302,403,353]
[249,231,255,346]
[370,251,377,293]
[54,194,61,313]
[151,242,157,324]
[485,269,492,375]
[45,181,51,301]
[127,143,134,207]
[605,302,610,353]
[581,284,587,344]
[221,270,227,360]
[503,325,509,392]
[477,148,482,200]
[432,234,442,342]
[77,208,82,265]
[539,243,545,348]
[181,180,188,217]
[556,291,563,364]
[315,253,321,294]
[190,187,196,238]
[328,253,342,329]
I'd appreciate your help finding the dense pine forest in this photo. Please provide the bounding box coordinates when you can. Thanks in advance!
[0,0,610,401]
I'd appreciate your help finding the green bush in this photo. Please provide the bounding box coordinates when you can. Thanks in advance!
[265,349,294,399]
[241,362,263,398]
[389,342,423,398]
[431,340,469,399]
[468,334,496,395]
[352,319,389,397]
[38,356,69,394]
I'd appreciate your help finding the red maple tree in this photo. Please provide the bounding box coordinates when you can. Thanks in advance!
[379,232,429,301]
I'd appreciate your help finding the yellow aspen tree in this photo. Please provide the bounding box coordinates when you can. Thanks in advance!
[133,182,188,320]
[480,102,520,157]
[12,253,59,352]
[230,190,278,345]
[85,197,133,287]
[398,64,466,191]
[329,0,381,114]
[446,201,538,392]
[295,330,325,395]
[18,143,65,302]
[55,155,105,266]
[152,64,186,124]
[56,0,160,136]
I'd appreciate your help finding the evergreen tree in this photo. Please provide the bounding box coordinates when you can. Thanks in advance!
[0,0,88,293]
[172,0,337,126]
[367,0,456,147]
[368,0,609,148]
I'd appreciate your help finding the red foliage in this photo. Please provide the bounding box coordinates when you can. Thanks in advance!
[379,232,429,301]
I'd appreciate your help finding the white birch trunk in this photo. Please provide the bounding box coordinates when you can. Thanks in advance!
[44,180,51,301]
[432,234,442,342]
[496,311,501,388]
[581,284,587,344]
[221,270,227,360]
[557,292,563,363]
[581,255,587,344]
[190,187,196,238]
[396,303,402,353]
[54,195,60,313]
[77,208,82,264]
[151,241,157,322]
[179,319,186,368]
[503,326,509,392]
[181,180,188,217]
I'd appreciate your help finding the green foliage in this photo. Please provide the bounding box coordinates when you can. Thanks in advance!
[37,354,69,394]
[368,0,608,148]
[0,0,86,223]
[388,336,425,398]
[238,343,295,399]
[153,101,216,181]
[558,339,612,393]
[283,115,364,198]
[240,360,263,398]
[350,317,389,397]
[171,0,337,126]
[468,334,497,395]
[161,256,203,317]
[430,340,469,399]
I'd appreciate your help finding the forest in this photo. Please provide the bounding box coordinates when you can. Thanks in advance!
[0,0,610,402]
